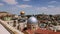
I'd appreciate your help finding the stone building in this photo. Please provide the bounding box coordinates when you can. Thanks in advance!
[17,11,28,31]
[0,12,15,27]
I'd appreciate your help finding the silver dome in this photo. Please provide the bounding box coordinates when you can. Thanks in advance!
[27,16,38,24]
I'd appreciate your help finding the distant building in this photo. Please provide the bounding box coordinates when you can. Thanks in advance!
[0,12,15,27]
[0,12,15,21]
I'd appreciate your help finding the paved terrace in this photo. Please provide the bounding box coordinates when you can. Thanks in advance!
[0,19,24,34]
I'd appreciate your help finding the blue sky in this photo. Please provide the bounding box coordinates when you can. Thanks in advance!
[0,0,60,15]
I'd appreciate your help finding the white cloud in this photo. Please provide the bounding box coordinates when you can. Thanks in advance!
[2,0,18,4]
[0,3,4,6]
[49,1,57,4]
[35,6,60,14]
[23,0,30,1]
[48,1,59,5]
[48,5,55,8]
[36,7,48,11]
[48,1,60,7]
[17,5,32,8]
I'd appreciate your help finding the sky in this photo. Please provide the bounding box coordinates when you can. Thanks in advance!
[0,0,60,15]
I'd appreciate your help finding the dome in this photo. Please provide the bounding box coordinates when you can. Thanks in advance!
[20,11,25,15]
[27,16,38,24]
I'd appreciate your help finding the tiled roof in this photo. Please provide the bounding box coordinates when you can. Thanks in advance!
[35,28,53,34]
[26,28,60,34]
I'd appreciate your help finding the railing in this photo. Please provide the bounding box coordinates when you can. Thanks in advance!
[0,19,24,34]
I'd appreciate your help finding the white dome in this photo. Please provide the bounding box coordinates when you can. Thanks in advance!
[27,16,38,24]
